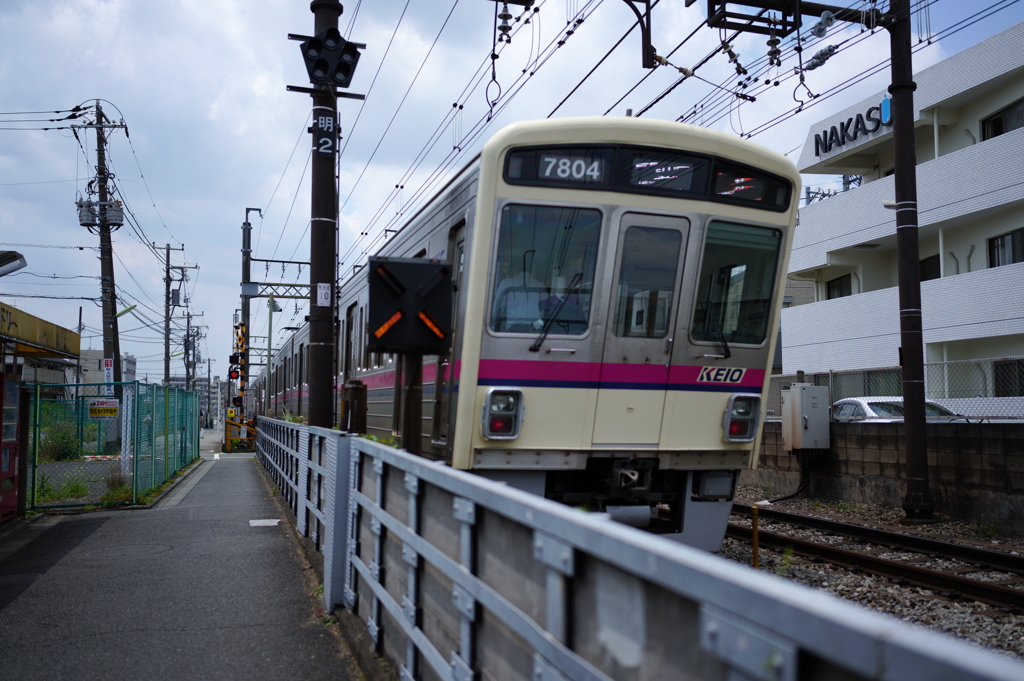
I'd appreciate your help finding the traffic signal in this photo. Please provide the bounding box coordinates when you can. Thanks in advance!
[229,368,240,380]
[300,28,362,88]
[229,354,240,365]
[232,396,243,407]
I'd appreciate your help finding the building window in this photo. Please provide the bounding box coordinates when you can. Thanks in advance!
[827,273,852,300]
[989,227,1024,268]
[995,359,1024,397]
[982,96,1024,141]
[920,254,940,281]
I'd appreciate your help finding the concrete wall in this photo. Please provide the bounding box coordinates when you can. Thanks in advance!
[746,421,1024,534]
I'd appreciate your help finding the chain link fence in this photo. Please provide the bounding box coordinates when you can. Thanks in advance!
[27,382,200,510]
[766,356,1024,420]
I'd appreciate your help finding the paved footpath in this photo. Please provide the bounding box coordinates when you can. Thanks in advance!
[0,432,359,681]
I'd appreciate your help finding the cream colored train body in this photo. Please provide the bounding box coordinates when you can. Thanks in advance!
[254,117,800,550]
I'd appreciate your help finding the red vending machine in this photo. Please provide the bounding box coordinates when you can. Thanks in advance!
[1,373,20,522]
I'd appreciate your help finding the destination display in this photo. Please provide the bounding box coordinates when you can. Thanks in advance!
[504,144,791,211]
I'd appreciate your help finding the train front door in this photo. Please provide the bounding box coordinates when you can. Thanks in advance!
[592,213,689,445]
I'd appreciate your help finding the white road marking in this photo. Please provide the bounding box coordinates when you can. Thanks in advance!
[249,519,281,527]
[214,453,220,460]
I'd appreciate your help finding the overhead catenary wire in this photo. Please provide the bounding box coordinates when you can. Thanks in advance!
[737,0,1017,139]
[340,0,603,272]
[335,0,559,269]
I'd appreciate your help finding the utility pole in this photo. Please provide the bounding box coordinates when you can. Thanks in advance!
[162,243,188,384]
[886,0,932,521]
[81,102,127,387]
[96,104,120,386]
[700,1,933,521]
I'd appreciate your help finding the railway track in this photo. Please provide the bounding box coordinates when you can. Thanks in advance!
[728,503,1024,613]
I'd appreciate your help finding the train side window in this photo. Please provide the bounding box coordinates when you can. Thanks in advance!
[490,204,601,334]
[692,221,783,345]
[611,226,681,338]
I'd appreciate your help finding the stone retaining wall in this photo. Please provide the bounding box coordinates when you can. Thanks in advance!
[743,421,1024,534]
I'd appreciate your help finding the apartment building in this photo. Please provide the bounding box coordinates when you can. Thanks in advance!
[782,21,1024,404]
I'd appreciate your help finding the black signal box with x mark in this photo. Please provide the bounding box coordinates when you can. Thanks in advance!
[366,257,453,354]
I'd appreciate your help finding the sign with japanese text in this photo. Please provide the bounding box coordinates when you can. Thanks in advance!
[313,112,338,158]
[88,398,119,420]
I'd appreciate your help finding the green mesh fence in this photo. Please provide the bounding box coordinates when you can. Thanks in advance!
[27,382,201,510]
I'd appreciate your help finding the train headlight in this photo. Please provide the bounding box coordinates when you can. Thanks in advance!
[722,394,760,443]
[482,388,524,440]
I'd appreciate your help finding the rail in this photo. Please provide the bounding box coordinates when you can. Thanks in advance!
[256,417,1024,681]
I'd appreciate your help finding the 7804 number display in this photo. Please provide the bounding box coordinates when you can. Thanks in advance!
[539,154,605,183]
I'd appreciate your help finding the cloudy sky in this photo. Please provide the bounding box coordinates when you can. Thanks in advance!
[2,0,1021,383]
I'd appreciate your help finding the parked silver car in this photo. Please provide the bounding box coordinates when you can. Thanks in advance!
[831,397,964,422]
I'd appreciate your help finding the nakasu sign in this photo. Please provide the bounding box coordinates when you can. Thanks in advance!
[814,97,893,156]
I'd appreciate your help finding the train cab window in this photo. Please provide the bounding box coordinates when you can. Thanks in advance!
[692,221,782,345]
[490,204,601,334]
[611,226,681,338]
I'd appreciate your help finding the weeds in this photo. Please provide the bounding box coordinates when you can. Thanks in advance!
[37,475,90,503]
[361,434,398,447]
[100,485,133,507]
[104,465,127,491]
[775,546,794,577]
[36,474,56,500]
[40,423,82,462]
[978,524,999,538]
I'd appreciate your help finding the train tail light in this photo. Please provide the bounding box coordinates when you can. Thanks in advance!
[481,388,524,440]
[722,394,760,443]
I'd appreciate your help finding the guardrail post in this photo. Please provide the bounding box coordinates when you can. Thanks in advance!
[323,430,350,612]
[298,426,310,537]
[344,437,359,609]
[452,496,477,681]
[534,532,574,644]
[367,457,385,646]
[401,471,421,681]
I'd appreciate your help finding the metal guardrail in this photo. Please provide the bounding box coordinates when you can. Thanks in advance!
[257,417,1024,681]
[766,356,1024,419]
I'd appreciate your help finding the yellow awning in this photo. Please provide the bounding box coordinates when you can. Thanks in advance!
[0,301,80,359]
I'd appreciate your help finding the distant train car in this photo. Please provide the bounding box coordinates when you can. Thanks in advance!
[250,117,800,550]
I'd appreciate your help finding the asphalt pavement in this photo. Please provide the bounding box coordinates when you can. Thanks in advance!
[0,430,360,681]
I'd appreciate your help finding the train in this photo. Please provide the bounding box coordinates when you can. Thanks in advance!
[249,116,800,550]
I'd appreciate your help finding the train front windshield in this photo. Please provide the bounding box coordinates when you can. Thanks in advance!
[490,204,601,334]
[692,221,783,345]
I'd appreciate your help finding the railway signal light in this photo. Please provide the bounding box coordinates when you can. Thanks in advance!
[229,354,240,365]
[229,369,240,380]
[300,28,362,88]
[366,257,453,353]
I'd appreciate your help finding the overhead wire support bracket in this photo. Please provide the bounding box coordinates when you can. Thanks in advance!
[705,2,883,37]
[286,85,366,101]
[621,0,656,68]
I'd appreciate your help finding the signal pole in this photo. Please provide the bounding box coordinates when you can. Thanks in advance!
[286,1,364,427]
[307,0,343,428]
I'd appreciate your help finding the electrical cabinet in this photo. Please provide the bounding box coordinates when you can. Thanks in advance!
[781,383,830,451]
